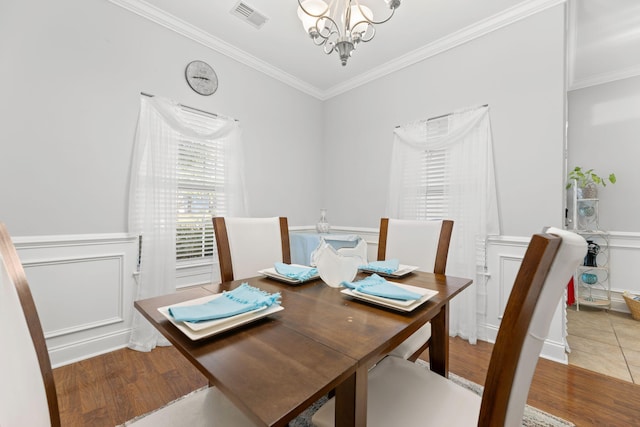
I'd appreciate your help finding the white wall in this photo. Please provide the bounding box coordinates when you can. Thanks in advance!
[568,75,640,232]
[321,5,567,238]
[0,0,325,237]
[0,0,324,365]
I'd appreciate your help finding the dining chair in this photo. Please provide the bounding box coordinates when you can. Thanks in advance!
[312,227,586,427]
[0,222,258,427]
[0,222,61,427]
[377,218,454,361]
[213,216,291,282]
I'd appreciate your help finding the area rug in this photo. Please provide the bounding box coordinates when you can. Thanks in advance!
[288,359,575,427]
[119,361,574,427]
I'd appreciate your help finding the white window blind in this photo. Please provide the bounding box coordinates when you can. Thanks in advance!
[412,116,449,220]
[175,108,227,262]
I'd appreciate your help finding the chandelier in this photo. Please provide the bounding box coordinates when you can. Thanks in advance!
[297,0,401,66]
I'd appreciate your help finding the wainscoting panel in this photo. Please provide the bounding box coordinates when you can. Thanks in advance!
[10,228,640,367]
[24,255,124,337]
[497,254,525,320]
[483,235,567,363]
[604,232,640,312]
[14,234,138,367]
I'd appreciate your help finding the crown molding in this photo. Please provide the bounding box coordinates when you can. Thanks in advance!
[323,0,566,99]
[110,0,565,101]
[569,64,640,92]
[107,0,324,99]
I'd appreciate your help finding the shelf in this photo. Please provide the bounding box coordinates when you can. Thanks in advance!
[577,297,611,308]
[577,266,607,270]
[567,181,611,312]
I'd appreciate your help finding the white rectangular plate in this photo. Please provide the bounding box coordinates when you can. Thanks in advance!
[158,295,284,340]
[258,264,320,285]
[341,282,438,312]
[358,264,420,278]
[168,293,270,332]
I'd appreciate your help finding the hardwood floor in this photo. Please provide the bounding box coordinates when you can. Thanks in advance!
[425,338,640,426]
[54,346,207,426]
[53,337,640,426]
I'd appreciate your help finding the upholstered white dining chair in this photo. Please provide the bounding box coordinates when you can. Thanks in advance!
[0,222,258,427]
[312,227,586,427]
[213,216,291,282]
[0,222,61,427]
[377,218,454,361]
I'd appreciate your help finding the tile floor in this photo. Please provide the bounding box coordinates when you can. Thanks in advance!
[566,305,640,384]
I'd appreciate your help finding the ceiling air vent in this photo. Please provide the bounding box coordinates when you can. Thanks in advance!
[231,1,268,29]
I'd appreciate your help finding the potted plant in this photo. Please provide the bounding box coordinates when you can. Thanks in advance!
[566,166,616,199]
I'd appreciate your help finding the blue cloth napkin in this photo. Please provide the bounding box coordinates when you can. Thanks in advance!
[342,274,421,301]
[274,262,318,281]
[360,259,400,274]
[168,283,281,323]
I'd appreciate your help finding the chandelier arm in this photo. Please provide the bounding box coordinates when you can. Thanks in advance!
[354,22,376,43]
[354,0,398,25]
[313,35,328,46]
[298,0,400,65]
[324,40,337,54]
[315,17,341,40]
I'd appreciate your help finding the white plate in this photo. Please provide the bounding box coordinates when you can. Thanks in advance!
[158,295,284,340]
[358,264,420,278]
[258,264,320,285]
[168,293,270,332]
[341,282,438,312]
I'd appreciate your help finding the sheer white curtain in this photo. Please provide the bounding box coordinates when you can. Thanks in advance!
[128,95,246,351]
[387,105,500,343]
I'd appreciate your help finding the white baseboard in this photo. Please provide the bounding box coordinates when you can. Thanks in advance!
[49,329,131,368]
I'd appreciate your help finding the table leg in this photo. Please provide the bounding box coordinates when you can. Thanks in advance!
[428,304,449,377]
[334,365,367,427]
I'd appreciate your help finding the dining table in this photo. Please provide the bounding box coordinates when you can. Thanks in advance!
[134,270,473,427]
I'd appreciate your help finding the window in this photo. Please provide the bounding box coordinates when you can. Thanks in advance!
[129,95,245,348]
[388,105,498,343]
[175,107,227,262]
[404,116,449,220]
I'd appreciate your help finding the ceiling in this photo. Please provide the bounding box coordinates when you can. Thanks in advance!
[117,0,640,98]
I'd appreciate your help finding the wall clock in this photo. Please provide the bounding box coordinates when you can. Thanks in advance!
[185,60,218,96]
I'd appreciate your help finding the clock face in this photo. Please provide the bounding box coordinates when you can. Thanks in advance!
[185,60,218,96]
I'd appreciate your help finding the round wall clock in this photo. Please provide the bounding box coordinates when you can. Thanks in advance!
[185,60,218,96]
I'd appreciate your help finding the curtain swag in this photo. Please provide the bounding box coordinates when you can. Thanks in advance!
[386,105,500,344]
[127,95,246,352]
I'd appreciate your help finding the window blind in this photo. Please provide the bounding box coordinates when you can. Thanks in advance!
[175,108,227,262]
[411,116,449,221]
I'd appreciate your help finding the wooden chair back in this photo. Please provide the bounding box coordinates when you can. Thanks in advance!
[377,218,454,361]
[213,217,291,282]
[311,228,586,427]
[377,218,454,274]
[0,223,61,427]
[479,227,586,426]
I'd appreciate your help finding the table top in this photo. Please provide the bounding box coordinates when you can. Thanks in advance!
[135,271,472,427]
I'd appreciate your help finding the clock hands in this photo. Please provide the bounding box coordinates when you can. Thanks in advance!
[185,61,217,95]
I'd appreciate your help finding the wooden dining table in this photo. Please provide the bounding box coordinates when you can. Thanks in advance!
[134,270,472,427]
